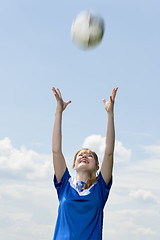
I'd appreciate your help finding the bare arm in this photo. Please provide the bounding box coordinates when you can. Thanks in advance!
[52,87,71,183]
[100,87,118,185]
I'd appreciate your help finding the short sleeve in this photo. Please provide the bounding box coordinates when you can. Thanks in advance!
[98,171,112,207]
[54,167,70,199]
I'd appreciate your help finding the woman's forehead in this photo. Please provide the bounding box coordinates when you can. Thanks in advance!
[78,149,93,155]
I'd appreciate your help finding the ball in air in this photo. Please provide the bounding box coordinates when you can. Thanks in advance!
[71,11,105,50]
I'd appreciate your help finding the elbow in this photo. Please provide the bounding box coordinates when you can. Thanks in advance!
[52,149,58,154]
[104,150,114,159]
[105,148,114,156]
[52,148,62,155]
[108,152,114,157]
[108,153,114,159]
[52,144,61,154]
[105,144,115,157]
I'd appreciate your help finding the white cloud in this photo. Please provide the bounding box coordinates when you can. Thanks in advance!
[129,189,157,204]
[0,137,52,181]
[142,144,160,156]
[115,140,131,163]
[135,227,157,236]
[0,181,58,240]
[0,137,13,155]
[103,209,159,240]
[82,134,105,158]
[82,134,131,163]
[136,144,160,174]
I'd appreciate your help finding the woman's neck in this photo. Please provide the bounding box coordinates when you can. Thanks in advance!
[75,170,90,183]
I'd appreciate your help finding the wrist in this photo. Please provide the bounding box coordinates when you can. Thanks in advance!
[107,110,114,116]
[55,108,63,115]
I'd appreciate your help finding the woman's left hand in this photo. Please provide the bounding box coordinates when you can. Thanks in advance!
[102,87,118,113]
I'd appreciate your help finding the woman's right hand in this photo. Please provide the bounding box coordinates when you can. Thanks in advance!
[52,87,71,113]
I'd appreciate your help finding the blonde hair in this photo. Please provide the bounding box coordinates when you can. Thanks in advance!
[73,148,99,189]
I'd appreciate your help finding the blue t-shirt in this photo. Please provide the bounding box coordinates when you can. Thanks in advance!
[53,168,112,240]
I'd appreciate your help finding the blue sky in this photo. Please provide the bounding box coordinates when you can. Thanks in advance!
[0,0,160,239]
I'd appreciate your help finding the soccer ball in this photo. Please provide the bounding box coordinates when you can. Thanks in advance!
[71,11,105,50]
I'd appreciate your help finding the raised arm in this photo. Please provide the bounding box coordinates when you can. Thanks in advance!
[52,87,71,183]
[100,87,118,185]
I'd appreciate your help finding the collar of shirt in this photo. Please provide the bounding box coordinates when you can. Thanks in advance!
[76,181,86,192]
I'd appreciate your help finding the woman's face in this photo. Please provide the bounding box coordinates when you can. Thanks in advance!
[73,150,98,172]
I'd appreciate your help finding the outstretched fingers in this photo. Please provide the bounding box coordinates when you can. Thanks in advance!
[111,87,118,102]
[102,87,118,112]
[67,100,72,104]
[52,87,61,99]
[65,100,72,108]
[57,88,62,98]
[52,87,59,93]
[103,87,118,104]
[52,87,58,98]
[102,98,106,104]
[52,87,56,94]
[52,87,71,111]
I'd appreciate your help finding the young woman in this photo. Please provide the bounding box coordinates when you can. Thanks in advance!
[52,87,118,240]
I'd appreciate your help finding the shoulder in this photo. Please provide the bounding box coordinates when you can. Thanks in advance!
[54,167,70,190]
[96,172,113,207]
[98,171,112,190]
